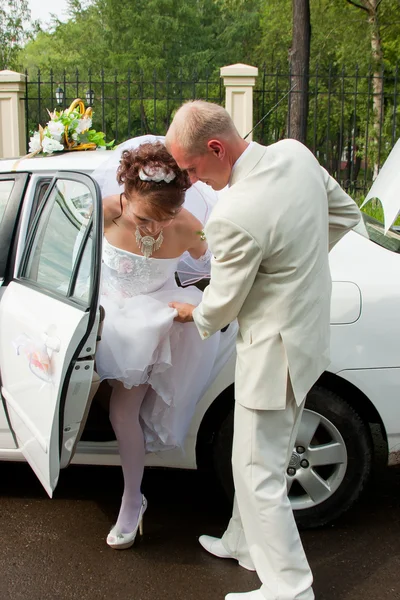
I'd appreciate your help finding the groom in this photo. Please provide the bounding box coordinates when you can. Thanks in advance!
[166,101,360,600]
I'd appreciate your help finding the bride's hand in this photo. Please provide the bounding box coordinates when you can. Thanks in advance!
[169,302,196,323]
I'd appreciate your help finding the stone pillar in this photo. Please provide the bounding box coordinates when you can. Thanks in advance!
[220,63,259,141]
[0,70,27,159]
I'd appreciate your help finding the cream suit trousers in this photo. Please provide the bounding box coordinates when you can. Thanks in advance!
[221,385,314,600]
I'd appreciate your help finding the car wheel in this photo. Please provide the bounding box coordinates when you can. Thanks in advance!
[212,385,373,529]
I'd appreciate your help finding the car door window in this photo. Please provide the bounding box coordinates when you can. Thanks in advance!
[0,173,30,281]
[21,178,94,304]
[72,231,93,303]
[0,179,15,226]
[31,178,51,217]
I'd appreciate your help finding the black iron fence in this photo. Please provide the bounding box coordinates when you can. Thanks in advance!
[253,64,399,197]
[24,68,224,148]
[25,64,399,198]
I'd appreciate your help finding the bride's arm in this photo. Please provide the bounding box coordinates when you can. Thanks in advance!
[177,209,208,259]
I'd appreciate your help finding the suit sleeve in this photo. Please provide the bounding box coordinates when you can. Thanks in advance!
[321,167,361,251]
[192,216,262,339]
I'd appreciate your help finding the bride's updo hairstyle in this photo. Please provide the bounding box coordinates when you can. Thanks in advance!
[116,141,191,220]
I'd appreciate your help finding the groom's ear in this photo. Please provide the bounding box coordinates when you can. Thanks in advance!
[207,139,225,159]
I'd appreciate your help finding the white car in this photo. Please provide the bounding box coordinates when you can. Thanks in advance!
[0,144,399,530]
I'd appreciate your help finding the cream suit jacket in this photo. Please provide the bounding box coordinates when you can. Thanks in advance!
[192,140,361,409]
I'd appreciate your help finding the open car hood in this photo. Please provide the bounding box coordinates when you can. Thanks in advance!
[361,139,400,233]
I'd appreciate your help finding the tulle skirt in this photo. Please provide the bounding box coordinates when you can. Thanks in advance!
[96,283,221,452]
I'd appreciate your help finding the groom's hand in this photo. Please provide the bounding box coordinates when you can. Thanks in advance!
[169,302,196,323]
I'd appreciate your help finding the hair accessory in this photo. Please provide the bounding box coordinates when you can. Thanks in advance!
[138,166,176,183]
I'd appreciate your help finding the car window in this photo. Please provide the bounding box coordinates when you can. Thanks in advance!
[356,212,400,253]
[32,179,51,216]
[72,230,93,303]
[22,179,94,301]
[0,179,15,226]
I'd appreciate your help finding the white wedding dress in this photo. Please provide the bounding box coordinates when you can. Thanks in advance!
[96,237,222,452]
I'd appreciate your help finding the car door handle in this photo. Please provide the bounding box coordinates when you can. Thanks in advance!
[43,335,61,352]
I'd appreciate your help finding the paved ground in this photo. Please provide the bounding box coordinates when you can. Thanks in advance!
[0,461,399,600]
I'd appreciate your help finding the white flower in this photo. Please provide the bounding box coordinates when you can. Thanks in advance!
[28,131,42,153]
[47,120,65,141]
[76,117,92,134]
[72,132,79,141]
[42,136,64,154]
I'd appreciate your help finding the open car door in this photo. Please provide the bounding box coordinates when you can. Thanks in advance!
[0,172,102,496]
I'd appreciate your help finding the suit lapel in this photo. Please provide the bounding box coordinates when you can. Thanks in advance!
[230,142,268,186]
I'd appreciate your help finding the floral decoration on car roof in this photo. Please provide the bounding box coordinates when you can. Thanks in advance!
[28,98,114,156]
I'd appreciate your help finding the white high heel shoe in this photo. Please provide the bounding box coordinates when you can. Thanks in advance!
[106,496,147,550]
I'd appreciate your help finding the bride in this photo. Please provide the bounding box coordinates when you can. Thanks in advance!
[93,137,228,550]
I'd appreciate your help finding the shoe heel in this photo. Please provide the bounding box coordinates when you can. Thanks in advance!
[139,517,144,536]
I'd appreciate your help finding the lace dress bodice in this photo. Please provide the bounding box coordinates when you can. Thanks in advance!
[101,237,180,300]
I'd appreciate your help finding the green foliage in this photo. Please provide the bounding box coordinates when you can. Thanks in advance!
[0,0,36,69]
[17,0,400,88]
[17,0,400,76]
[19,0,261,76]
[85,129,114,148]
[251,0,400,71]
[17,1,108,72]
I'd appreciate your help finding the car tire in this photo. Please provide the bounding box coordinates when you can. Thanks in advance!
[212,385,373,529]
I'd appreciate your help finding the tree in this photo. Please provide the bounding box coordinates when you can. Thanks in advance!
[96,0,230,73]
[289,0,311,142]
[0,0,32,69]
[18,0,109,73]
[215,0,263,66]
[345,0,384,178]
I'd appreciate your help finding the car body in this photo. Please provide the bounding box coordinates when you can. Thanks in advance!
[1,141,399,529]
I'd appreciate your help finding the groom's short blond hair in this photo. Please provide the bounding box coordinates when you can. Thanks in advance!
[166,100,240,155]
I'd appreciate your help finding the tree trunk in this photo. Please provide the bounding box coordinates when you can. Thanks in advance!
[346,0,384,179]
[369,1,384,179]
[288,0,311,143]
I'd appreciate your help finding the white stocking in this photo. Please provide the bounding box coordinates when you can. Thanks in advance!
[109,381,149,533]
